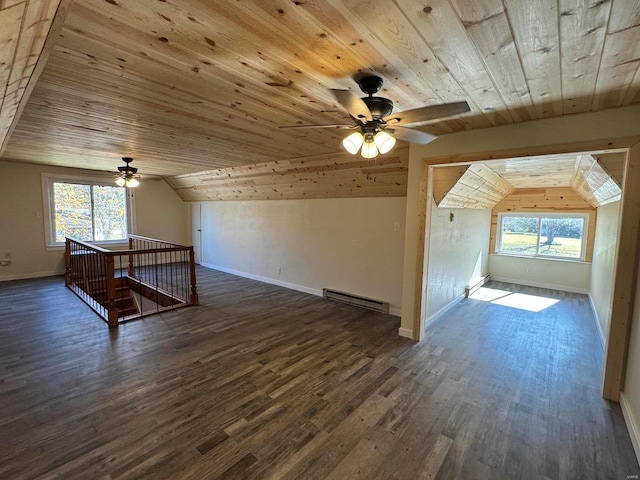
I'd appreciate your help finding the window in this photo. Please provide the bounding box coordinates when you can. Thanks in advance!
[497,213,588,260]
[43,174,133,246]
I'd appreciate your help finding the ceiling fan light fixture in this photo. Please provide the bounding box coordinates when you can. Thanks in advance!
[360,140,379,159]
[374,131,396,154]
[342,131,364,155]
[115,157,140,188]
[126,177,139,188]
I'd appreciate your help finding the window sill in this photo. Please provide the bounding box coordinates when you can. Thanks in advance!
[490,253,591,265]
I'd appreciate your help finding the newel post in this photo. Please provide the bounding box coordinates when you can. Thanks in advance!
[189,247,199,306]
[64,238,71,286]
[105,254,119,328]
[128,236,135,278]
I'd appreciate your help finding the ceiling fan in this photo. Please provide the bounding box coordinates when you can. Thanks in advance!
[280,75,470,158]
[115,157,140,188]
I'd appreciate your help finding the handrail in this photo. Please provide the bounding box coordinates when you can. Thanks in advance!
[128,234,185,247]
[65,235,198,328]
[66,236,187,255]
[65,237,113,253]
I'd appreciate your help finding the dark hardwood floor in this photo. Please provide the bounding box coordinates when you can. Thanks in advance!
[0,269,638,479]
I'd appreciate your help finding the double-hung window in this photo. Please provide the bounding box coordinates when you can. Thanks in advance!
[496,213,588,261]
[42,174,132,247]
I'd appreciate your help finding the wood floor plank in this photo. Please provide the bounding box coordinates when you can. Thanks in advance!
[0,272,638,479]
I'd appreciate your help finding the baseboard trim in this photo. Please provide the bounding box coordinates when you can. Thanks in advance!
[424,294,465,330]
[398,327,414,339]
[587,293,606,350]
[0,270,60,282]
[488,275,589,295]
[620,392,640,467]
[201,263,322,296]
[201,262,402,317]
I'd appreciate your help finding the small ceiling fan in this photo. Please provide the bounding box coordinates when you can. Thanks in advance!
[115,157,140,188]
[280,75,470,158]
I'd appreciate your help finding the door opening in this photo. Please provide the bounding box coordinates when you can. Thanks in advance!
[191,204,202,264]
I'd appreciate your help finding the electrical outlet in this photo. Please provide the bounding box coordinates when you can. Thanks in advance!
[277,267,281,274]
[394,222,401,232]
[3,252,11,259]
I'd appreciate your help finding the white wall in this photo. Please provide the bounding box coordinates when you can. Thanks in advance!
[425,203,490,320]
[401,104,640,337]
[590,201,621,345]
[0,161,189,281]
[197,197,406,315]
[488,255,591,294]
[133,179,190,245]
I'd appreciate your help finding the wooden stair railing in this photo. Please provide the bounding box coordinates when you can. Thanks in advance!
[65,235,198,328]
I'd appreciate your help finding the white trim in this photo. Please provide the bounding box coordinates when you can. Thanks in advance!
[588,293,606,350]
[201,263,402,317]
[201,262,322,296]
[398,327,414,339]
[489,275,589,295]
[424,293,465,330]
[0,271,61,282]
[620,391,640,466]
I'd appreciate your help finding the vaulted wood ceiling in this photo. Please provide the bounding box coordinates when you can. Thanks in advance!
[1,0,639,179]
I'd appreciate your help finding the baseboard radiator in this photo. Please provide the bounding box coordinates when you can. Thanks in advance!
[322,288,389,314]
[465,274,490,297]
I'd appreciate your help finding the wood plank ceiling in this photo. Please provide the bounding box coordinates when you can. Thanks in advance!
[0,0,68,154]
[1,0,639,181]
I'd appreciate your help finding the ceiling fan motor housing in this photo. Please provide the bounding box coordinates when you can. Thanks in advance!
[118,157,137,174]
[362,96,394,119]
[357,75,384,95]
[358,76,393,119]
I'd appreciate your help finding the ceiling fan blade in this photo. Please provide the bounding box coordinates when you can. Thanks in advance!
[279,123,356,129]
[330,89,373,122]
[384,101,470,126]
[385,126,437,145]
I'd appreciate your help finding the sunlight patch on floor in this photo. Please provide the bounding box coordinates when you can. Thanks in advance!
[470,287,560,312]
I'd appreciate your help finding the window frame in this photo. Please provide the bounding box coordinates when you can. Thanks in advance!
[42,173,135,248]
[496,212,589,261]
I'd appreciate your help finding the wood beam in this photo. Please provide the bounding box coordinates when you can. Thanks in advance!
[603,142,640,401]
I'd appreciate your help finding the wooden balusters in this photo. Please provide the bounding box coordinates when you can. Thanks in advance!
[65,235,199,327]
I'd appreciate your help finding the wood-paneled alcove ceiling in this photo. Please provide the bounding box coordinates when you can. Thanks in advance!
[433,152,624,210]
[1,0,640,197]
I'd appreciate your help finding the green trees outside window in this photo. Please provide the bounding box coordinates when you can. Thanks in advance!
[53,182,127,243]
[498,214,587,260]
